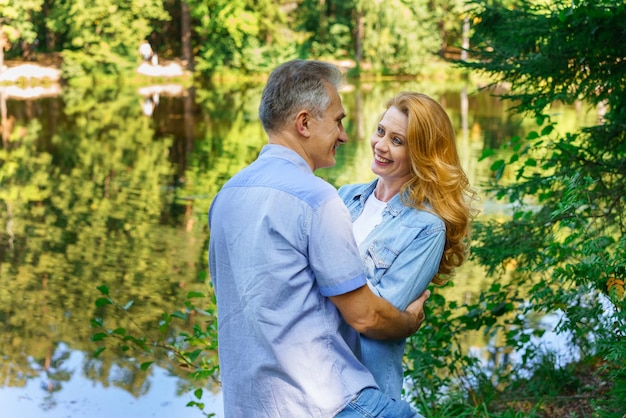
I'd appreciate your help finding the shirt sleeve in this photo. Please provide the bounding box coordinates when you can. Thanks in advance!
[308,195,367,297]
[373,228,445,310]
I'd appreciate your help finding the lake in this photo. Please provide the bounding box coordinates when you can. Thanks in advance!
[0,76,599,417]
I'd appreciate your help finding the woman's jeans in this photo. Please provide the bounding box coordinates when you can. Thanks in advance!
[335,388,424,418]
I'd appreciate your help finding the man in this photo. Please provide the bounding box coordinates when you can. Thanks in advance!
[208,59,430,417]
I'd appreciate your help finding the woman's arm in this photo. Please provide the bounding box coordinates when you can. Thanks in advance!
[372,228,445,310]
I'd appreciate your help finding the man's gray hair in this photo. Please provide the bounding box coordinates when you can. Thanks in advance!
[259,60,343,133]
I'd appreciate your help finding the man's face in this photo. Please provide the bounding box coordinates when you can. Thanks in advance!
[306,83,348,171]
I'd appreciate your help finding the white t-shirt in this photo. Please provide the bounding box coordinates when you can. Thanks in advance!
[352,192,386,245]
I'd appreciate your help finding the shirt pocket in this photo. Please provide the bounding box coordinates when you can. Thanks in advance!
[363,240,399,286]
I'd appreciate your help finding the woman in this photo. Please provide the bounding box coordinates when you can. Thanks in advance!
[338,91,476,398]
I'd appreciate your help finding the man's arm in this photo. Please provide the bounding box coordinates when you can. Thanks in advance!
[329,286,430,340]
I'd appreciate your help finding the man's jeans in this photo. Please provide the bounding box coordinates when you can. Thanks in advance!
[335,388,424,418]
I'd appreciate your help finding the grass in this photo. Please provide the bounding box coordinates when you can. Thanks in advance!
[437,355,615,418]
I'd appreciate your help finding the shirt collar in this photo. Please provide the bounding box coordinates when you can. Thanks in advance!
[259,144,313,174]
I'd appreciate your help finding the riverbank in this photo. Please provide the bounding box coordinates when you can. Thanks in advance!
[0,57,189,100]
[0,63,61,83]
[0,57,189,85]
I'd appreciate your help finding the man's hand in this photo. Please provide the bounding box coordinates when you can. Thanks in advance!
[405,289,430,333]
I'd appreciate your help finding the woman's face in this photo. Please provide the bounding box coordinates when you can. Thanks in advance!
[370,106,412,185]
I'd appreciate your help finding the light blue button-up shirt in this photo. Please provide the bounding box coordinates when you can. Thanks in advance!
[339,180,446,398]
[209,145,378,418]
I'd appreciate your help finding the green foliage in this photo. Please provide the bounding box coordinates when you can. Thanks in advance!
[0,0,42,42]
[5,0,470,78]
[90,285,219,417]
[446,0,626,416]
[295,0,355,59]
[189,0,294,75]
[0,0,43,65]
[46,0,169,76]
[358,0,444,75]
[403,290,480,411]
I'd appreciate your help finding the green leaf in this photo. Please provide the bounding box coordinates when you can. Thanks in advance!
[95,297,112,307]
[186,401,205,409]
[479,148,495,161]
[171,310,187,320]
[112,327,126,336]
[187,349,202,362]
[91,332,109,342]
[90,318,104,327]
[96,285,109,295]
[93,347,106,358]
[525,158,537,167]
[490,159,505,172]
[140,361,154,371]
[194,388,203,399]
[541,124,554,136]
[488,283,502,292]
[526,131,539,140]
[187,291,206,299]
[489,302,509,316]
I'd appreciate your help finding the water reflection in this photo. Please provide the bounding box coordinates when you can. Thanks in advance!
[0,79,599,417]
[0,343,221,417]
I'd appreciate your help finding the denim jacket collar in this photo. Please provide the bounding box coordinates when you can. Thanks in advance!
[352,179,406,217]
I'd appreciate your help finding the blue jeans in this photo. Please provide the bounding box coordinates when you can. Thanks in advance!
[336,388,424,418]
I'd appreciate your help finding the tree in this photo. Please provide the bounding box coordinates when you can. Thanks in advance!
[181,0,193,71]
[454,0,625,414]
[188,0,292,75]
[294,0,355,60]
[45,0,169,77]
[0,0,43,70]
[357,0,442,75]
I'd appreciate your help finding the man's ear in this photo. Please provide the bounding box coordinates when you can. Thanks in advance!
[295,110,311,137]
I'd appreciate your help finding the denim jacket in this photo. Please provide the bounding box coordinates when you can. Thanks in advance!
[338,179,446,398]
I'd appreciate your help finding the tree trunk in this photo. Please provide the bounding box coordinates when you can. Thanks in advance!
[43,0,56,51]
[354,9,363,70]
[0,27,5,73]
[461,17,469,61]
[181,1,194,71]
[1,88,8,147]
